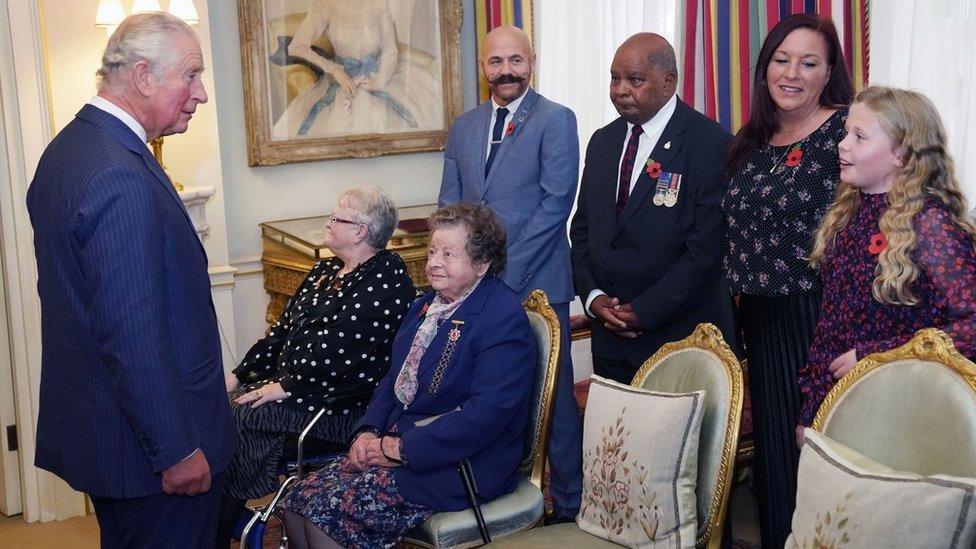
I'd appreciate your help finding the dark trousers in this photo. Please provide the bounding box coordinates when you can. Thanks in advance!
[548,303,583,519]
[92,473,223,549]
[591,354,640,385]
[738,292,820,549]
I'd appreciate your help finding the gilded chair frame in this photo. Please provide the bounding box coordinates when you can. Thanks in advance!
[630,323,744,549]
[521,289,561,491]
[812,328,976,431]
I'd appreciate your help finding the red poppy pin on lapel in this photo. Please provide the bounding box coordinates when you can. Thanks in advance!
[505,121,515,137]
[785,144,803,167]
[645,159,663,179]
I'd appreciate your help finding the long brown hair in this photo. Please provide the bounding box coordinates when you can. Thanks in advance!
[726,14,853,173]
[809,86,976,305]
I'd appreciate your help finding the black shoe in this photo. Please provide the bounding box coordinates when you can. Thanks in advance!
[543,514,577,526]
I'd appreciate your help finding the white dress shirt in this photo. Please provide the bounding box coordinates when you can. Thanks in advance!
[89,95,149,145]
[585,93,678,315]
[484,89,528,160]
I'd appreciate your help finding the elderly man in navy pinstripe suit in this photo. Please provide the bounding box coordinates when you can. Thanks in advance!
[27,13,234,548]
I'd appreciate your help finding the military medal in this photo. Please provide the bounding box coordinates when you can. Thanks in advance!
[664,174,682,208]
[653,171,671,207]
[448,320,464,342]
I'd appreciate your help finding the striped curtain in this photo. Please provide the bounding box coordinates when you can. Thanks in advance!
[680,0,869,133]
[475,0,535,102]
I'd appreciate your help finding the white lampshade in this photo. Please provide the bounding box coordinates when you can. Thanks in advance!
[168,0,200,25]
[94,0,125,27]
[131,0,163,13]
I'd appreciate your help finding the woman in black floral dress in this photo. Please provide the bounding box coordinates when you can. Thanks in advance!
[722,14,853,548]
[215,187,416,547]
[800,87,976,426]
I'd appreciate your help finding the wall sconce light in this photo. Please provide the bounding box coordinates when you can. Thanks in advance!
[130,0,163,13]
[94,0,125,36]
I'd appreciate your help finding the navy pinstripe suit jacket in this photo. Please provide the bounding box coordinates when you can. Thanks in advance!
[27,105,235,499]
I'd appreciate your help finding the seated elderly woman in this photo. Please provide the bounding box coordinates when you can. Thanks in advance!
[279,202,537,548]
[216,187,416,547]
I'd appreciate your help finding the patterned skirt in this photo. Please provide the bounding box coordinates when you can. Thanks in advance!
[282,458,435,548]
[222,388,363,500]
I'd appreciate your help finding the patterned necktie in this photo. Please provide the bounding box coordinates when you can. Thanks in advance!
[485,107,510,177]
[616,124,644,215]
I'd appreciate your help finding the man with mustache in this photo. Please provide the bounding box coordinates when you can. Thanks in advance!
[571,33,736,384]
[438,25,582,523]
[27,13,234,547]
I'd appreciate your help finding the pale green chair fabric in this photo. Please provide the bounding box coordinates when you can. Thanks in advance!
[813,328,976,478]
[489,323,743,549]
[400,290,560,548]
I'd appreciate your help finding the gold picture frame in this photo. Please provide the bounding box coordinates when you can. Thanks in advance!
[237,0,464,166]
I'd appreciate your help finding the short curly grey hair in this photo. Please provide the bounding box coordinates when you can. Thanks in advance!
[96,12,195,94]
[428,203,507,275]
[337,187,399,250]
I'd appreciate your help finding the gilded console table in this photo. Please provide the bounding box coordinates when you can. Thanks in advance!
[260,204,437,323]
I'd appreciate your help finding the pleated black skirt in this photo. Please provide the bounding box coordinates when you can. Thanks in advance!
[737,291,820,549]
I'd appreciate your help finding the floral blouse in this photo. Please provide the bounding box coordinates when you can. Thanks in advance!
[234,250,417,414]
[723,109,847,295]
[797,192,976,425]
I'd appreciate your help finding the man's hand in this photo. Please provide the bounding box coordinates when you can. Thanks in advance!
[828,349,858,380]
[612,302,645,331]
[233,382,289,408]
[348,432,378,472]
[225,372,241,393]
[161,449,211,496]
[591,295,636,337]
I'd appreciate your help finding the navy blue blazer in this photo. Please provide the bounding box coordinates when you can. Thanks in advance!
[439,88,579,303]
[357,276,536,510]
[27,105,235,498]
[570,99,736,364]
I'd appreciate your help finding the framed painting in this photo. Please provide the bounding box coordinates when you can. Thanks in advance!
[238,0,463,166]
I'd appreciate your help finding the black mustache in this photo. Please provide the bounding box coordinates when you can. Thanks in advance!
[489,74,527,85]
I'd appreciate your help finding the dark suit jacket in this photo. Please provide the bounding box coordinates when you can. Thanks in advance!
[439,88,579,303]
[570,98,736,365]
[27,105,235,499]
[357,276,536,510]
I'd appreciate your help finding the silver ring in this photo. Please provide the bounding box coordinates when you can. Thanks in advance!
[255,390,263,399]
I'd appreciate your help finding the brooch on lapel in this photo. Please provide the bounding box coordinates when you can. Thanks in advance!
[652,170,684,208]
[419,302,430,318]
[505,121,515,137]
[428,320,464,397]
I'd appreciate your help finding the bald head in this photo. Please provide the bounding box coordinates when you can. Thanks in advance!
[610,33,678,124]
[481,25,535,106]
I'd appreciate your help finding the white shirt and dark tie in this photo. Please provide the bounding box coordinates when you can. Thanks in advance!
[484,90,527,175]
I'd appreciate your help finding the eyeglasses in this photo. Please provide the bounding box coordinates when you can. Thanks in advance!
[327,215,364,227]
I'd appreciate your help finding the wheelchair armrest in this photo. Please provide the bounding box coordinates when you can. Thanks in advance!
[296,403,331,480]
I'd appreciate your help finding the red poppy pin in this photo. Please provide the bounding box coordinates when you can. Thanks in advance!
[420,302,430,317]
[645,159,663,179]
[505,121,515,137]
[868,232,888,255]
[785,145,803,167]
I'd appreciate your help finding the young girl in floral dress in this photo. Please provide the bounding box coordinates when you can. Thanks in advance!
[798,86,976,432]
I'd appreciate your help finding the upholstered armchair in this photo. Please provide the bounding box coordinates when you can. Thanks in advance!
[812,328,976,478]
[489,323,744,548]
[400,290,561,548]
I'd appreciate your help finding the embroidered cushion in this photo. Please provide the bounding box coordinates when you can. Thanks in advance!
[577,375,704,548]
[787,429,976,549]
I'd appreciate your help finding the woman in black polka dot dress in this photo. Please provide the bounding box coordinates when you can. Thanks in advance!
[216,188,416,546]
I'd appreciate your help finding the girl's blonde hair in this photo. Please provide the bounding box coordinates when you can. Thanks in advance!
[809,86,976,305]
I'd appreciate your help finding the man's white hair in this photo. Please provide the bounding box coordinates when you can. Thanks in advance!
[96,12,195,93]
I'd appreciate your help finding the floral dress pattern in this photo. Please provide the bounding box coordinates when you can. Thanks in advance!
[282,457,435,548]
[798,192,976,424]
[723,109,847,295]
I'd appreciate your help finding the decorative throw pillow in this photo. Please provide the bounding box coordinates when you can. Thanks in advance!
[787,429,976,549]
[577,375,705,548]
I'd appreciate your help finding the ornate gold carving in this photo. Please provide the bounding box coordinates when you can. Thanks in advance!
[522,289,561,491]
[630,323,744,548]
[812,328,976,431]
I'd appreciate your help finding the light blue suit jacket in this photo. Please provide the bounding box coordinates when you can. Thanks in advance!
[439,88,579,304]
